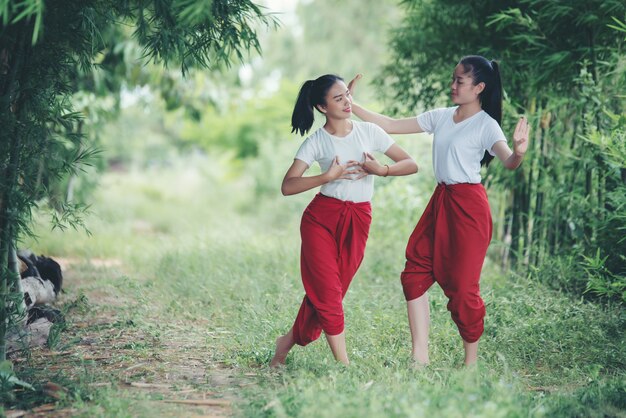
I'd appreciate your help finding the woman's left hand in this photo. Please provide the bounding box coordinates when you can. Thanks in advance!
[355,152,385,179]
[513,116,530,156]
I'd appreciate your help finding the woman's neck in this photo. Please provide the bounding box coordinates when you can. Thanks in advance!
[454,102,482,123]
[323,118,353,137]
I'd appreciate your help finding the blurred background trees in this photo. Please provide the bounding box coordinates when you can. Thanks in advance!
[1,0,624,362]
[0,0,275,360]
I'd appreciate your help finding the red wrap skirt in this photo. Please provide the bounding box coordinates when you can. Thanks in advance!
[400,183,492,343]
[292,193,372,346]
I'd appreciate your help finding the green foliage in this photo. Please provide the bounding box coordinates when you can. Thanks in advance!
[0,0,44,44]
[179,80,297,159]
[380,0,626,305]
[132,0,277,75]
[0,0,275,363]
[582,249,626,302]
[0,360,35,404]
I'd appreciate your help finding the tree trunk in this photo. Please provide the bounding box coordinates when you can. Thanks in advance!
[8,245,26,318]
[0,22,31,361]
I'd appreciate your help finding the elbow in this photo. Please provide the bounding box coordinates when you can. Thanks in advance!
[406,158,419,174]
[281,182,297,196]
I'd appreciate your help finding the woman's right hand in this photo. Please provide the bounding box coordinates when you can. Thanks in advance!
[325,156,362,181]
[347,74,362,98]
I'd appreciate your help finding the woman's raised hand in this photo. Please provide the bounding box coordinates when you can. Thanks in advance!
[347,74,363,98]
[513,116,530,156]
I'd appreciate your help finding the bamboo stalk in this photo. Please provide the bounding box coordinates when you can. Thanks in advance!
[0,21,32,361]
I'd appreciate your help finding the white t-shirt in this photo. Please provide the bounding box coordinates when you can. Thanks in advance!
[294,121,394,203]
[417,107,506,184]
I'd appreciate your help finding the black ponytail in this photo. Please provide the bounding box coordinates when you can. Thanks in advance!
[291,74,344,136]
[459,55,503,167]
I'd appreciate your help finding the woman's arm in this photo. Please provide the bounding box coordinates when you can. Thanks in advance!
[348,74,424,135]
[359,144,418,178]
[491,117,530,170]
[281,158,362,196]
[351,103,424,135]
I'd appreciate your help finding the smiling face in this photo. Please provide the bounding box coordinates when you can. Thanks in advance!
[317,80,352,119]
[450,64,484,105]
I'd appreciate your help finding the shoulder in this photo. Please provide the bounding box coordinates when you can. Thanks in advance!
[354,120,385,134]
[297,128,325,152]
[302,128,326,144]
[354,121,394,144]
[479,111,503,131]
[417,107,453,131]
[419,106,453,120]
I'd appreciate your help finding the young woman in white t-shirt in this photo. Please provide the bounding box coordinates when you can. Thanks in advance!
[348,55,530,366]
[270,74,418,367]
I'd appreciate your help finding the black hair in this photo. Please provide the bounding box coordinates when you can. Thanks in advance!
[459,55,503,167]
[291,74,344,136]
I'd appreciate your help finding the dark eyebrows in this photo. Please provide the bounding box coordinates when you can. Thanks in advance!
[332,91,348,99]
[452,73,470,81]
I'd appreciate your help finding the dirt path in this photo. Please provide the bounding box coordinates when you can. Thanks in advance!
[9,258,256,418]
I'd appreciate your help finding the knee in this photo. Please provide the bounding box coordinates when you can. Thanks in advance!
[447,290,485,322]
[318,309,344,335]
[401,271,434,301]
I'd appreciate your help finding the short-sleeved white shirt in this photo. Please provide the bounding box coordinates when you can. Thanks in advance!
[295,121,394,203]
[417,107,506,184]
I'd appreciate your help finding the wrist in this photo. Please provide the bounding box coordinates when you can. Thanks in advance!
[381,164,390,177]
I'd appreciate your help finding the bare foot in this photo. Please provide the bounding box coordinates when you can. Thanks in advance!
[411,354,429,369]
[270,333,293,368]
[412,349,429,364]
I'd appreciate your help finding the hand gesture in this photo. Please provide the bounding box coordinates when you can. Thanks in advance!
[347,74,363,98]
[513,116,530,157]
[325,156,363,181]
[354,152,385,179]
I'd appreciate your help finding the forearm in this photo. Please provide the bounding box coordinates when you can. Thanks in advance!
[386,158,418,176]
[352,103,396,133]
[281,173,330,196]
[503,152,524,170]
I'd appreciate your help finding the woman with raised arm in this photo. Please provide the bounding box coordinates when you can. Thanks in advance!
[270,74,418,367]
[348,56,530,366]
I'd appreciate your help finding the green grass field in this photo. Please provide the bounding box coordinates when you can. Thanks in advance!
[9,143,626,417]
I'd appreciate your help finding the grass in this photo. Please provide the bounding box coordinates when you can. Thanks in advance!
[6,145,626,417]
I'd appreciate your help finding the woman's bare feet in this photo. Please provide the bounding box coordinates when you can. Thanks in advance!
[412,352,430,368]
[270,329,295,368]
